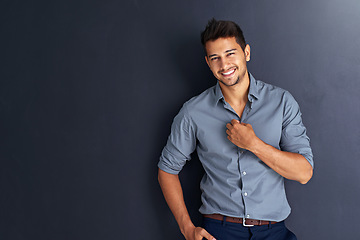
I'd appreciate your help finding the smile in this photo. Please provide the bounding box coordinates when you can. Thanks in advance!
[221,68,236,77]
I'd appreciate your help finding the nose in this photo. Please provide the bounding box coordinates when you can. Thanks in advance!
[219,59,229,71]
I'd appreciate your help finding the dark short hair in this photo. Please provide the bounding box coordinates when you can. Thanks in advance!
[201,18,246,51]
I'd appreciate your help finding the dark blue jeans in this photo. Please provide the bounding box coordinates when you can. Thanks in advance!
[203,217,297,240]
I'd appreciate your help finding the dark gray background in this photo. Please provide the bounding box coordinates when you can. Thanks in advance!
[1,0,359,239]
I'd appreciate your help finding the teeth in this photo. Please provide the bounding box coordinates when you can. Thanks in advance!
[222,69,235,76]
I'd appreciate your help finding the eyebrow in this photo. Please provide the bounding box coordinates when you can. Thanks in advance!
[208,49,237,58]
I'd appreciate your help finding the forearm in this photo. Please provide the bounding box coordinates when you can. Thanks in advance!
[158,169,195,237]
[250,138,313,184]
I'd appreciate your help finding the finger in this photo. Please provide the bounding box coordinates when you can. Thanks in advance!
[197,228,216,240]
[241,122,252,127]
[231,119,240,125]
[226,123,233,130]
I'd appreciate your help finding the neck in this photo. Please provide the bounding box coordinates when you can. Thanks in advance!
[219,71,250,106]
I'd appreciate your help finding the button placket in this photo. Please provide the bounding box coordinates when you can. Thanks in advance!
[240,100,252,123]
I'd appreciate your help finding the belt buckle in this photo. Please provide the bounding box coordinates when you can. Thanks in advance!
[243,218,254,227]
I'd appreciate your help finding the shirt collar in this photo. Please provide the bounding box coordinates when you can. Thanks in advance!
[214,72,260,105]
[248,73,259,101]
[214,82,224,105]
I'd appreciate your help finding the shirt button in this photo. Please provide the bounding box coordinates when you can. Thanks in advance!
[242,171,247,175]
[244,192,248,196]
[240,150,244,154]
[246,214,250,218]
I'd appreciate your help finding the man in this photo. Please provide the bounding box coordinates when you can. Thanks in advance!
[158,18,313,240]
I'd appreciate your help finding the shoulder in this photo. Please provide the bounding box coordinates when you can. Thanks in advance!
[171,85,216,131]
[256,79,287,96]
[255,78,296,103]
[182,85,216,114]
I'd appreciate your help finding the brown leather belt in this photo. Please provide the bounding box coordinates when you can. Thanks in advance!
[204,214,278,226]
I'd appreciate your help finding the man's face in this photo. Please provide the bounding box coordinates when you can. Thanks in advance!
[205,37,250,87]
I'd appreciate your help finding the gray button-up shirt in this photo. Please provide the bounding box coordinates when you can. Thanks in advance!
[158,73,313,222]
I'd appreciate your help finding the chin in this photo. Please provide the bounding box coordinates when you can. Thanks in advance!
[220,77,240,87]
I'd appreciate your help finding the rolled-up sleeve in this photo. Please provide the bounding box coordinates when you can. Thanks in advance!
[158,104,197,174]
[280,91,314,168]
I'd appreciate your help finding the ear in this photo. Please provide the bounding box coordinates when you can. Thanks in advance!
[244,44,251,62]
[205,56,210,68]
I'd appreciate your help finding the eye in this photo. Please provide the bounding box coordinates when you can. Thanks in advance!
[227,52,235,57]
[211,57,219,61]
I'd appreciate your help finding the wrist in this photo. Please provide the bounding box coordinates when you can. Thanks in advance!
[181,222,195,238]
[248,136,263,154]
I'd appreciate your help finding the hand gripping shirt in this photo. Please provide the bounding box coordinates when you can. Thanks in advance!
[158,73,313,222]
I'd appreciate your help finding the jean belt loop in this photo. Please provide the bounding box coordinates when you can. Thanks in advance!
[222,216,227,226]
[268,221,272,229]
